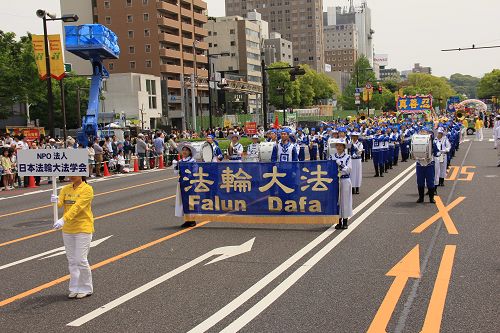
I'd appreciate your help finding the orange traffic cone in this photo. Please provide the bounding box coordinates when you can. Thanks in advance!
[28,176,37,188]
[103,162,111,177]
[158,155,165,169]
[134,158,139,172]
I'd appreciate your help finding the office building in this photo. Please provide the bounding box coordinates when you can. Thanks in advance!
[412,63,432,74]
[205,15,263,114]
[225,0,325,73]
[61,0,209,130]
[263,32,293,66]
[324,24,358,73]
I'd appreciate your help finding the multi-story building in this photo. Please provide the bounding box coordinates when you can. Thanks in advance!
[412,63,432,74]
[380,68,401,81]
[263,32,293,66]
[225,0,325,73]
[324,24,358,73]
[205,15,263,114]
[61,0,209,130]
[324,2,374,65]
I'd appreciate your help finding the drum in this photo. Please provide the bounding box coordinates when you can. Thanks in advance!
[190,141,205,161]
[411,134,432,160]
[259,142,275,162]
[201,142,214,162]
[327,138,338,160]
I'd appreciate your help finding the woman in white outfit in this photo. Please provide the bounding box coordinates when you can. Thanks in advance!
[349,131,364,194]
[173,143,197,228]
[330,138,353,230]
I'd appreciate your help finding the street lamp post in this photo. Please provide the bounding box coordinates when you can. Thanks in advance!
[192,41,199,132]
[207,50,230,129]
[276,86,286,125]
[36,10,78,138]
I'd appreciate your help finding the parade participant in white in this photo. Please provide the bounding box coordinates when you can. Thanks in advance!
[349,131,364,194]
[246,135,261,162]
[330,138,352,229]
[494,114,500,149]
[434,127,451,187]
[205,135,223,162]
[228,134,244,161]
[271,128,298,162]
[173,143,197,228]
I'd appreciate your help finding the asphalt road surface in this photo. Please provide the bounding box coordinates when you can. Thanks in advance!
[0,131,498,333]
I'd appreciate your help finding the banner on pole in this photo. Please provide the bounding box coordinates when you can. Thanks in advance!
[180,161,339,224]
[397,95,433,113]
[48,34,66,80]
[32,35,47,79]
[17,149,88,177]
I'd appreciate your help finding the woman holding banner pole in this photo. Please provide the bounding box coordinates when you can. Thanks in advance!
[173,143,197,228]
[51,176,95,299]
[330,138,353,230]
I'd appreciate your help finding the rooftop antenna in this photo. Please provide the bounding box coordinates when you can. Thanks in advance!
[349,0,355,13]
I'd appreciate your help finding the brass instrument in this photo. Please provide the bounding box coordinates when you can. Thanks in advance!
[457,112,465,121]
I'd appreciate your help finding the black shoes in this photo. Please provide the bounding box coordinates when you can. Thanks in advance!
[335,218,349,230]
[181,221,196,228]
[342,218,348,229]
[417,187,425,203]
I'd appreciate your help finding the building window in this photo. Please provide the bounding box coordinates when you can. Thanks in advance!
[104,1,110,8]
[129,46,135,54]
[146,79,157,109]
[144,29,150,37]
[127,15,133,23]
[130,61,136,69]
[143,13,149,21]
[230,41,236,46]
[145,44,151,52]
[105,16,111,24]
[126,0,132,7]
[142,0,148,4]
[128,30,134,38]
[230,29,235,34]
[109,63,114,70]
[146,60,152,68]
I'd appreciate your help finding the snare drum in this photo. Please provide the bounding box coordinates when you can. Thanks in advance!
[327,138,338,160]
[189,141,205,161]
[411,134,432,160]
[259,142,275,162]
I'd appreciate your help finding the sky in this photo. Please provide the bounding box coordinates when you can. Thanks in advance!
[2,0,499,78]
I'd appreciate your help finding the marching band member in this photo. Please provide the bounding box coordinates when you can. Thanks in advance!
[296,128,309,161]
[364,126,373,161]
[494,114,500,149]
[392,126,401,166]
[308,128,319,161]
[330,138,352,229]
[434,127,451,187]
[246,134,261,161]
[173,143,197,228]
[271,128,298,162]
[228,133,244,161]
[413,128,438,204]
[372,128,384,177]
[401,125,412,162]
[206,135,223,162]
[350,131,364,194]
[318,125,326,160]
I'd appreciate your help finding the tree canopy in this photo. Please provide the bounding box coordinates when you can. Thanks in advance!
[448,73,480,99]
[477,69,500,99]
[401,73,456,109]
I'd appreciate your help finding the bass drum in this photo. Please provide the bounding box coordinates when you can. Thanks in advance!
[259,142,275,162]
[327,138,338,160]
[411,134,432,160]
[189,141,205,161]
[201,142,214,162]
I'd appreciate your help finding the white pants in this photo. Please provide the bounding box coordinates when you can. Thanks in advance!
[339,178,353,219]
[63,233,93,294]
[475,128,483,141]
[351,158,362,188]
[175,183,184,217]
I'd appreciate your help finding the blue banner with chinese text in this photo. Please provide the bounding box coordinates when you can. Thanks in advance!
[397,95,433,113]
[179,161,339,224]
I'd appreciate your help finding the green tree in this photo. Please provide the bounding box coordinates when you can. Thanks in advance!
[448,73,480,99]
[340,55,377,110]
[477,69,500,99]
[402,73,456,109]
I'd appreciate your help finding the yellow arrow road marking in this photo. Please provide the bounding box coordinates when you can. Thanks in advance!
[412,196,464,235]
[420,245,457,333]
[367,245,421,333]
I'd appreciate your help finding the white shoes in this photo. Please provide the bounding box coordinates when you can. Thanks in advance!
[76,292,92,299]
[68,292,92,299]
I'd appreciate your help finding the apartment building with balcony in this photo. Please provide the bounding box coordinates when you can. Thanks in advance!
[61,0,209,130]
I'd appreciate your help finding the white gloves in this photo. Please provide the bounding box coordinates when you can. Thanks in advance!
[50,194,58,203]
[336,160,342,166]
[436,152,441,157]
[53,218,65,230]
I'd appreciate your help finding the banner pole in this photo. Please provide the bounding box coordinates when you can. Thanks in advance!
[52,176,58,223]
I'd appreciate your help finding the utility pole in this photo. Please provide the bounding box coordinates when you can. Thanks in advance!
[42,15,55,137]
[60,78,67,141]
[140,104,145,130]
[193,41,199,132]
[191,73,196,132]
[261,58,268,131]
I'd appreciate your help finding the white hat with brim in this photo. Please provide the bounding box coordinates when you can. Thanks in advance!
[177,142,197,157]
[229,133,241,140]
[335,138,348,146]
[252,134,259,139]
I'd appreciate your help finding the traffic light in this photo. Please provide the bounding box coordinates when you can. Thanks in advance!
[378,85,383,94]
[290,66,306,81]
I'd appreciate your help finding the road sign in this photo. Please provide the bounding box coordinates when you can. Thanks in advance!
[64,63,72,73]
[17,149,88,177]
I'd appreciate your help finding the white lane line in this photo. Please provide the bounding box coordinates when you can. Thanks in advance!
[220,169,416,333]
[187,163,416,333]
[0,169,168,201]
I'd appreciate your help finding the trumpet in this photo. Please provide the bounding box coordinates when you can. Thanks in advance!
[457,112,465,121]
